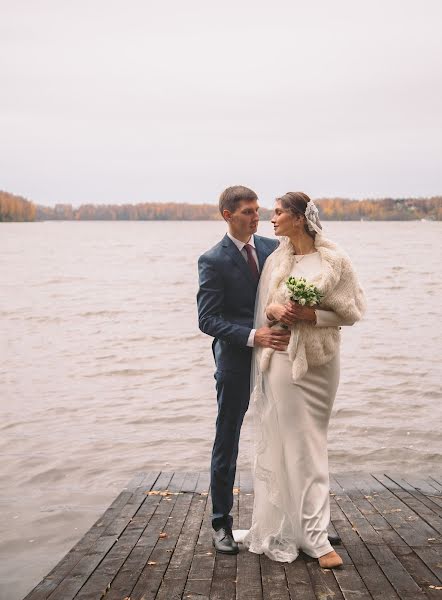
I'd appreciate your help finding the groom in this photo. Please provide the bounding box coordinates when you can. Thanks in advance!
[197,185,290,554]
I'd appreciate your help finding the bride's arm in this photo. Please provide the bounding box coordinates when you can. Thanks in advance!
[314,309,357,327]
[284,303,356,327]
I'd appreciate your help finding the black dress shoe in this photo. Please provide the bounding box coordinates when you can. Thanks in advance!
[212,527,239,555]
[328,533,342,545]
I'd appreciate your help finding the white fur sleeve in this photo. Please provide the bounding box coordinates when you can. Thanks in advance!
[315,308,356,327]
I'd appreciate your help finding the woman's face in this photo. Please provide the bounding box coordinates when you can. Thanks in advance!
[271,200,302,236]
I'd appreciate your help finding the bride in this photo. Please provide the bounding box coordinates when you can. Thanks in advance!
[235,192,366,568]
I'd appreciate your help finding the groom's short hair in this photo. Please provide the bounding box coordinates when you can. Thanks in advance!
[219,185,258,217]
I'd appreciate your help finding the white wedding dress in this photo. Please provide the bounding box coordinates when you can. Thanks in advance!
[234,251,353,562]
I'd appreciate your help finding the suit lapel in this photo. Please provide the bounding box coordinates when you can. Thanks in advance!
[221,234,256,287]
[254,235,269,271]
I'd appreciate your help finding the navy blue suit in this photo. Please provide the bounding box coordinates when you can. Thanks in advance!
[197,233,278,530]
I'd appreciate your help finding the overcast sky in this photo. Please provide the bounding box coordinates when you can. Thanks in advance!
[1,0,441,207]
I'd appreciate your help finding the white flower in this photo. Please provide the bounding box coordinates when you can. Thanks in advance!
[299,298,306,305]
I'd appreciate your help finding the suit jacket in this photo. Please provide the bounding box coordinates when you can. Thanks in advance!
[197,234,278,372]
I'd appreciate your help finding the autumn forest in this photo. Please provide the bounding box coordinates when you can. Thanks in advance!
[1,190,441,222]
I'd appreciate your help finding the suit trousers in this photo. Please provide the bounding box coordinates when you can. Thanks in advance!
[211,366,251,530]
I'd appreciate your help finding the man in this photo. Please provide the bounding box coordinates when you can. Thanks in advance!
[197,185,290,554]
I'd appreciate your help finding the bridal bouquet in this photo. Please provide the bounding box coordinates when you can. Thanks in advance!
[286,276,323,306]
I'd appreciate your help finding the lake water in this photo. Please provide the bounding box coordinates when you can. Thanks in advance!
[1,220,441,599]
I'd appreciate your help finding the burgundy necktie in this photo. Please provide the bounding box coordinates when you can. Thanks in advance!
[244,244,259,281]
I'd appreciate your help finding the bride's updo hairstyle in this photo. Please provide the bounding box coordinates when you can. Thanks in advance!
[276,191,322,239]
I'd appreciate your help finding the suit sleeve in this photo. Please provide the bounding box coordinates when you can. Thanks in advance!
[197,254,252,346]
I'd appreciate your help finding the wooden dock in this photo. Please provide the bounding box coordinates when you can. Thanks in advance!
[24,472,442,600]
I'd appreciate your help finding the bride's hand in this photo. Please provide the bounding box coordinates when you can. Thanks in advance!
[289,301,317,323]
[266,302,298,326]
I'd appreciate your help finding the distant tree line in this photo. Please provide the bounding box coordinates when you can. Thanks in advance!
[1,189,441,222]
[0,190,36,221]
[315,197,442,221]
[35,201,221,221]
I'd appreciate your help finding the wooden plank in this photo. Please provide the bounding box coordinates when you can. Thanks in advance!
[382,473,442,518]
[330,477,402,600]
[284,558,316,600]
[335,475,423,599]
[331,478,406,548]
[237,482,262,600]
[166,471,188,493]
[338,473,442,583]
[365,543,427,599]
[23,473,159,600]
[336,473,439,547]
[389,544,442,599]
[306,560,345,600]
[334,474,441,596]
[184,578,211,600]
[23,494,133,600]
[374,474,442,534]
[96,472,189,600]
[429,476,442,490]
[425,476,442,494]
[332,548,373,600]
[23,471,442,600]
[155,493,208,599]
[210,552,237,600]
[408,546,442,583]
[260,554,290,600]
[402,475,442,497]
[194,470,210,494]
[181,471,200,493]
[128,472,200,600]
[183,488,213,599]
[127,495,193,600]
[46,472,169,600]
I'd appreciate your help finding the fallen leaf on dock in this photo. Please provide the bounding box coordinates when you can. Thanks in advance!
[147,561,157,565]
[146,490,181,496]
[429,585,442,590]
[233,487,240,495]
[159,532,167,538]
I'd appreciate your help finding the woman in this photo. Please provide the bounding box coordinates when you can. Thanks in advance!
[237,192,366,568]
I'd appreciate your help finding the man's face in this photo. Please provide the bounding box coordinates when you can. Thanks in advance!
[224,199,260,241]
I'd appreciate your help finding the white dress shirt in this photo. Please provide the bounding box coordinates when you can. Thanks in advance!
[227,232,259,347]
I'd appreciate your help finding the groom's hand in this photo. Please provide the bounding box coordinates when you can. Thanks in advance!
[254,327,290,351]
